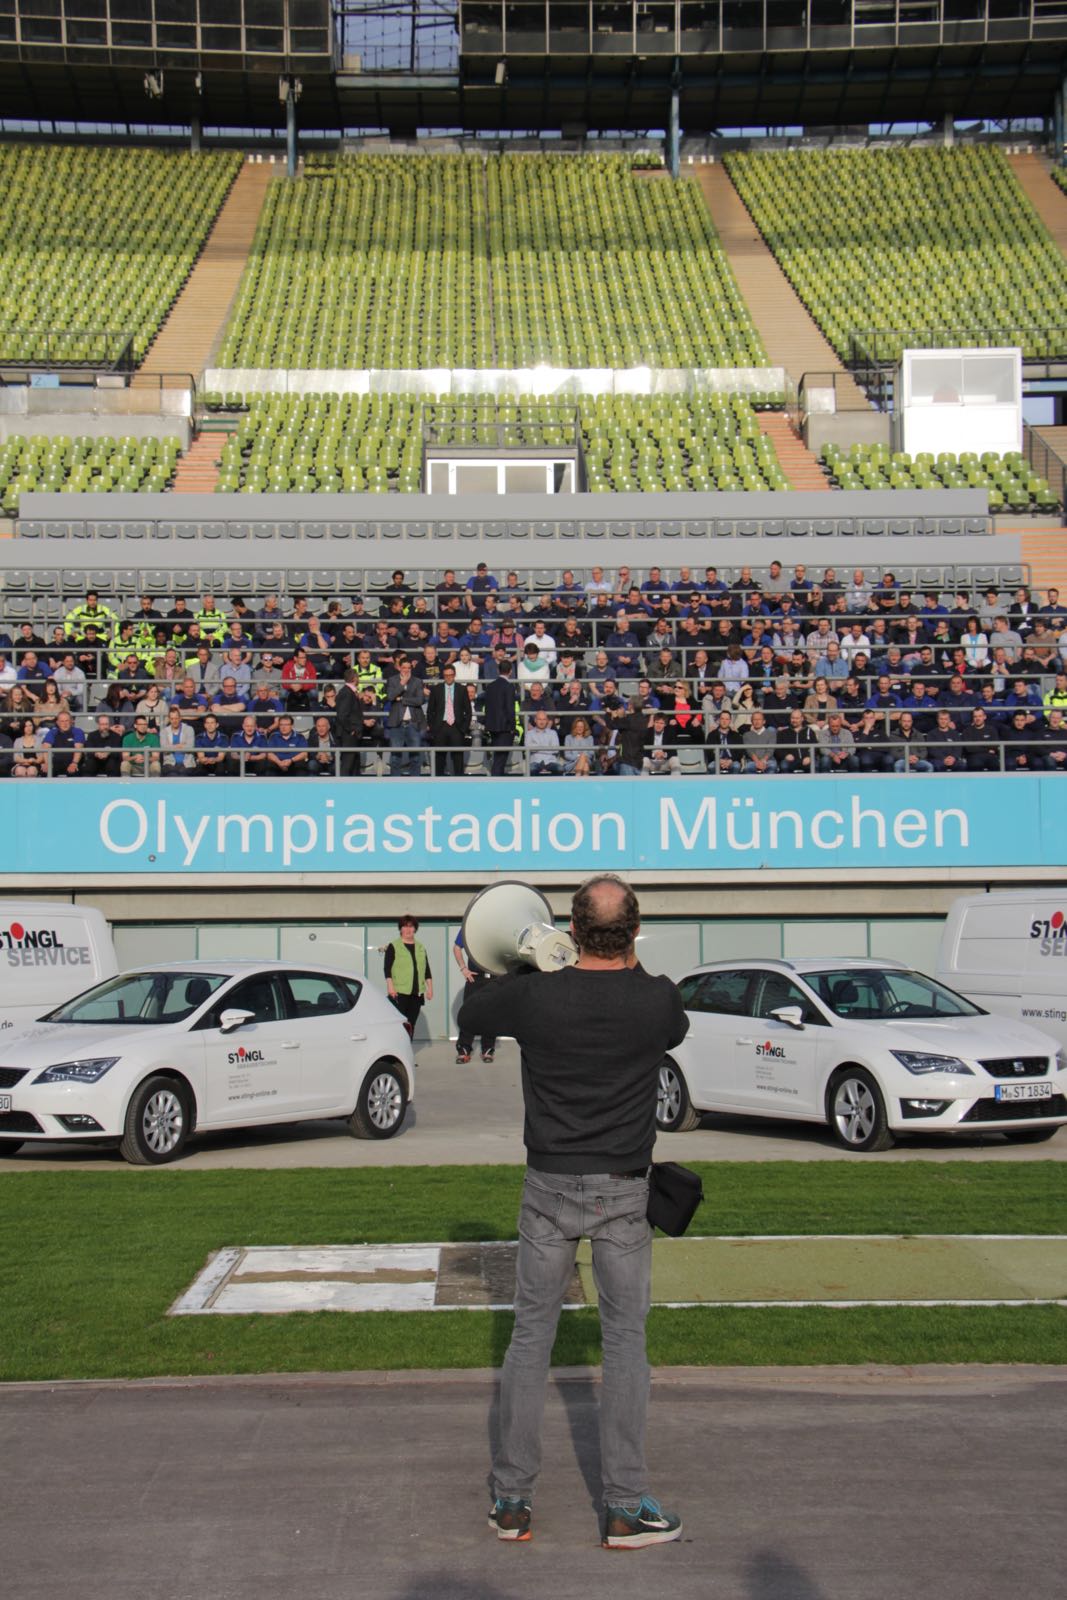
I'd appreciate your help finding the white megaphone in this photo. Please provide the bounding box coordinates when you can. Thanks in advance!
[461,880,578,976]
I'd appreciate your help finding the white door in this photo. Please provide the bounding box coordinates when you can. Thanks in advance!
[198,973,305,1125]
[282,970,363,1112]
[675,968,759,1111]
[731,970,828,1116]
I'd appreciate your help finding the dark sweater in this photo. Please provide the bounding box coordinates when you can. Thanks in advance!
[456,964,689,1173]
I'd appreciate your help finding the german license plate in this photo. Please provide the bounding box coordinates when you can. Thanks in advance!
[0,1094,10,1112]
[995,1082,1052,1102]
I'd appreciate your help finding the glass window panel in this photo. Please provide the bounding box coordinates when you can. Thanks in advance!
[111,18,152,41]
[21,15,62,38]
[291,26,328,49]
[286,973,359,1017]
[506,463,549,493]
[156,0,187,20]
[782,920,868,957]
[290,0,326,24]
[246,0,285,23]
[68,0,107,16]
[963,355,1016,406]
[67,17,107,41]
[246,23,284,47]
[456,463,500,494]
[20,0,61,15]
[109,0,152,17]
[202,23,241,46]
[157,22,197,45]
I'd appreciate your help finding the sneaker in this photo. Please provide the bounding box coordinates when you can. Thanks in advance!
[455,1051,471,1064]
[488,1497,532,1542]
[602,1495,682,1550]
[481,1049,495,1063]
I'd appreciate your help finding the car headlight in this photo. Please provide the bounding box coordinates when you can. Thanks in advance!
[34,1057,121,1085]
[890,1050,974,1077]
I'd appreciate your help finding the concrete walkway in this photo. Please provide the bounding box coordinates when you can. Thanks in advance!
[2,1366,1061,1600]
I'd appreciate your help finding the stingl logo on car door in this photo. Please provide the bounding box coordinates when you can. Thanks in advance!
[227,1046,267,1065]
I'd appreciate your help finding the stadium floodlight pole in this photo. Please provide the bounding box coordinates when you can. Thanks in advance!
[668,58,681,180]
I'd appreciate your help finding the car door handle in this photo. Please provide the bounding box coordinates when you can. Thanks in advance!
[736,1036,755,1045]
[350,1033,368,1041]
[280,1041,300,1050]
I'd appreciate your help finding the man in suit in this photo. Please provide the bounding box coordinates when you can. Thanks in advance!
[384,656,428,775]
[334,666,363,776]
[483,656,521,776]
[427,662,472,776]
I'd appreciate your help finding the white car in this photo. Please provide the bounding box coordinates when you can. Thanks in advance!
[0,961,416,1165]
[658,957,1067,1152]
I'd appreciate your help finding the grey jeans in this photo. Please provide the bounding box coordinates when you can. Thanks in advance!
[492,1167,652,1509]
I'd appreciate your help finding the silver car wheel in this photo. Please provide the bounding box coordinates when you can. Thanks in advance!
[366,1072,403,1131]
[833,1077,876,1146]
[142,1088,185,1155]
[658,1063,682,1125]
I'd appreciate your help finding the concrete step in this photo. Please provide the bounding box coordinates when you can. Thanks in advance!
[171,435,221,495]
[139,160,275,383]
[1006,153,1067,258]
[694,164,867,406]
[757,413,831,491]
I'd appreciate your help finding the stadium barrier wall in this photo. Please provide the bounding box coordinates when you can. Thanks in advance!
[0,776,1061,880]
[202,367,787,397]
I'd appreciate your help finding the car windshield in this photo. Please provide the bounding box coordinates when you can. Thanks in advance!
[44,971,230,1026]
[805,968,984,1021]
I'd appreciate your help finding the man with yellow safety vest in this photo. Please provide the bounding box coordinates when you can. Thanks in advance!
[354,648,385,701]
[194,593,227,646]
[383,916,433,1036]
[65,590,116,643]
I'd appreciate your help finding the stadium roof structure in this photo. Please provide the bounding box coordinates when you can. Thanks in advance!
[0,3,1065,135]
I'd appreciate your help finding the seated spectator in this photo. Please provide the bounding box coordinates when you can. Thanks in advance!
[317,683,339,723]
[40,709,85,777]
[195,714,230,777]
[892,712,932,773]
[803,677,838,730]
[663,680,700,745]
[211,678,248,738]
[865,675,902,719]
[517,641,552,689]
[927,710,965,773]
[854,709,891,772]
[2,684,38,741]
[281,646,317,712]
[717,642,749,689]
[84,713,122,778]
[308,714,339,777]
[961,707,1002,773]
[707,709,741,775]
[742,710,778,775]
[229,715,267,777]
[267,713,308,775]
[33,678,70,727]
[562,716,595,777]
[173,676,208,728]
[453,645,479,688]
[248,681,283,736]
[777,709,818,774]
[135,683,167,732]
[1041,708,1067,772]
[730,682,758,732]
[51,652,87,712]
[159,705,196,776]
[817,712,858,773]
[643,712,681,776]
[121,714,161,778]
[1002,708,1044,771]
[11,717,44,778]
[526,709,564,776]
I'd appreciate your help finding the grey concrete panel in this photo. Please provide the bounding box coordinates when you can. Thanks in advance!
[19,486,990,527]
[0,1369,1061,1599]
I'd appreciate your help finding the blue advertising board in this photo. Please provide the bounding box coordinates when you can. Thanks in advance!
[0,776,1063,876]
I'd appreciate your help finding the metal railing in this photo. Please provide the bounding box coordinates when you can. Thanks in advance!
[0,330,135,374]
[13,732,1063,780]
[1024,425,1067,514]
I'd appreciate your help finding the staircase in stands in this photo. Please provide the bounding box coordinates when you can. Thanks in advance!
[170,434,221,494]
[757,412,831,491]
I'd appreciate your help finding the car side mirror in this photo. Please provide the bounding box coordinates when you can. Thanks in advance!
[771,1005,805,1030]
[219,1008,256,1034]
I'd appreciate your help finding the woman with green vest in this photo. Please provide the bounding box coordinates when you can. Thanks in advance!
[384,915,433,1035]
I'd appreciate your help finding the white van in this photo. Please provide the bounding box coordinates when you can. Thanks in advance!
[0,903,118,1034]
[936,891,1067,1050]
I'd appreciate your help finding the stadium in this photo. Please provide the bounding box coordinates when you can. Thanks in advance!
[0,8,1064,1588]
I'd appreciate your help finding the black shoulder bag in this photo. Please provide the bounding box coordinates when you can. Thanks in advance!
[646,1161,704,1237]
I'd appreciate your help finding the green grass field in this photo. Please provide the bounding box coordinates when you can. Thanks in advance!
[2,1162,1065,1382]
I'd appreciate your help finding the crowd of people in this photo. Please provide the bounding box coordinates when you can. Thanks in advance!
[1,559,1065,777]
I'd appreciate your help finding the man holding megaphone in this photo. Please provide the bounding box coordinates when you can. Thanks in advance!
[457,874,689,1550]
